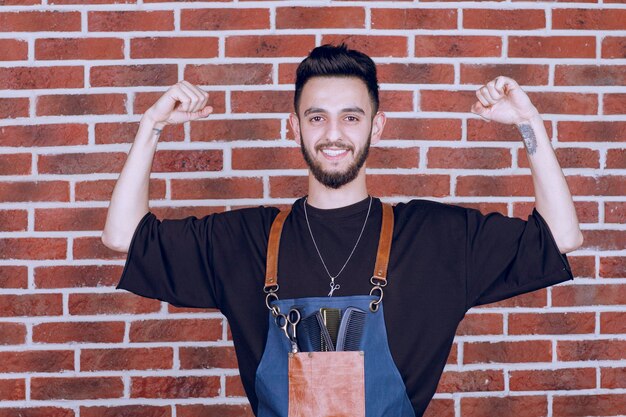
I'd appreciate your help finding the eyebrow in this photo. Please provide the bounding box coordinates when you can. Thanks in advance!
[303,107,366,116]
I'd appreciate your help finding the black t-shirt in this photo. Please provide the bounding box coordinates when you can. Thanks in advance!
[117,196,573,417]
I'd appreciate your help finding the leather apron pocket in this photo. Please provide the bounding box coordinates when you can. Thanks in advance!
[288,351,365,417]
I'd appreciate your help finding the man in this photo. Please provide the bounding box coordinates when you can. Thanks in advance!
[102,44,583,416]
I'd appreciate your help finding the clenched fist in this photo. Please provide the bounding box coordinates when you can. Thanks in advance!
[143,81,213,129]
[470,76,539,125]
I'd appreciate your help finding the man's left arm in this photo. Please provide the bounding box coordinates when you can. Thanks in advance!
[471,76,584,254]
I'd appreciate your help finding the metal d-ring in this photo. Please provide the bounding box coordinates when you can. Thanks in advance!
[369,285,384,312]
[265,291,281,317]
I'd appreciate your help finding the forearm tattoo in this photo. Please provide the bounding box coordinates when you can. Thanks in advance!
[152,128,162,137]
[516,123,537,155]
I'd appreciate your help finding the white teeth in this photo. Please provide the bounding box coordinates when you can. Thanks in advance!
[322,149,348,156]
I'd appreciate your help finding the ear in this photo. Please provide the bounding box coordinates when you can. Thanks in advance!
[370,111,386,146]
[289,112,301,144]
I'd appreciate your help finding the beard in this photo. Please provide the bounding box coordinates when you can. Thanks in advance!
[299,130,372,190]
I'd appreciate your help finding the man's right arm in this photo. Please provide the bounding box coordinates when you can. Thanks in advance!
[101,81,212,252]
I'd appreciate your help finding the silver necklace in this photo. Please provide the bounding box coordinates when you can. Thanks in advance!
[303,195,373,297]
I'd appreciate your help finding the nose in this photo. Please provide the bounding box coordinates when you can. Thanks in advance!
[325,119,342,143]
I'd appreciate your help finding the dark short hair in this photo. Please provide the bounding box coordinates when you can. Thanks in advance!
[294,43,379,116]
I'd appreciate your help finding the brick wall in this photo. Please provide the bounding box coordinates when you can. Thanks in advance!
[0,1,625,417]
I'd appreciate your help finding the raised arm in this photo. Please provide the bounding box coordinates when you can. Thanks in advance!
[470,76,583,254]
[101,81,212,252]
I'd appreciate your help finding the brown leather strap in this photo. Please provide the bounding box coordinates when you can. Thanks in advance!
[372,202,394,285]
[264,202,394,290]
[264,209,291,290]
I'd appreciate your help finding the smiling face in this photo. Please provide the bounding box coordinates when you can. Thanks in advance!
[290,76,385,190]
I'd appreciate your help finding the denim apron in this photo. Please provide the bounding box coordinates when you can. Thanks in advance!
[255,203,416,417]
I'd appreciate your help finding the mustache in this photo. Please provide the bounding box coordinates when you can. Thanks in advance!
[314,141,354,152]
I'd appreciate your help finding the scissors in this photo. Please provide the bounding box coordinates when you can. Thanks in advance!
[275,307,301,353]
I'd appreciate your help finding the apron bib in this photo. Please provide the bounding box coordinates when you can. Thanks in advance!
[254,203,416,417]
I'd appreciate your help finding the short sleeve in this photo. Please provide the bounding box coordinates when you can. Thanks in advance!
[465,207,574,309]
[116,211,219,309]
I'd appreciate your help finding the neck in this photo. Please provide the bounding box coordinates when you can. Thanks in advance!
[306,168,369,209]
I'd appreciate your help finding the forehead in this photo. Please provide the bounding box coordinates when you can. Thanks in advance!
[299,76,371,114]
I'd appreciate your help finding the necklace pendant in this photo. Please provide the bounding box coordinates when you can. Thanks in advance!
[328,282,340,297]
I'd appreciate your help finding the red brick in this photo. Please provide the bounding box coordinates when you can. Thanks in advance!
[134,91,225,115]
[37,94,126,116]
[569,176,626,196]
[131,37,218,59]
[601,312,626,334]
[0,322,26,344]
[33,322,125,343]
[0,66,84,90]
[461,64,549,85]
[553,9,626,30]
[461,396,547,417]
[464,9,545,30]
[38,153,125,175]
[185,64,272,86]
[277,7,364,28]
[321,34,407,57]
[75,178,165,201]
[178,404,253,417]
[34,265,121,288]
[555,65,626,86]
[171,177,263,200]
[95,122,184,144]
[0,11,80,31]
[0,265,28,288]
[420,90,477,113]
[51,0,136,2]
[509,36,595,58]
[455,202,507,216]
[36,38,124,60]
[509,312,594,335]
[601,367,626,389]
[423,399,455,417]
[130,319,222,342]
[584,229,626,251]
[560,121,626,142]
[369,174,450,197]
[91,65,177,87]
[0,408,74,417]
[0,238,66,260]
[600,256,626,278]
[0,124,87,147]
[88,11,173,31]
[32,377,123,400]
[0,0,41,4]
[368,147,419,169]
[606,202,626,223]
[72,237,127,260]
[604,93,626,115]
[606,149,626,168]
[456,175,533,197]
[553,394,626,417]
[447,344,457,365]
[69,293,161,315]
[231,90,293,114]
[0,153,31,175]
[131,376,219,399]
[380,90,413,112]
[602,37,626,59]
[81,406,171,417]
[518,147,599,169]
[512,201,598,225]
[468,118,552,142]
[558,339,626,361]
[415,35,501,57]
[428,147,511,169]
[0,350,73,373]
[191,119,280,141]
[384,118,461,140]
[180,346,238,369]
[35,207,106,231]
[279,63,298,85]
[378,63,454,84]
[553,284,626,306]
[0,379,25,400]
[226,35,315,58]
[511,368,595,391]
[464,340,552,364]
[81,348,173,371]
[0,97,29,119]
[269,175,307,198]
[225,375,246,397]
[456,313,503,336]
[371,8,457,29]
[232,147,303,170]
[436,370,504,393]
[567,255,596,278]
[0,39,27,60]
[0,294,62,317]
[181,8,269,30]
